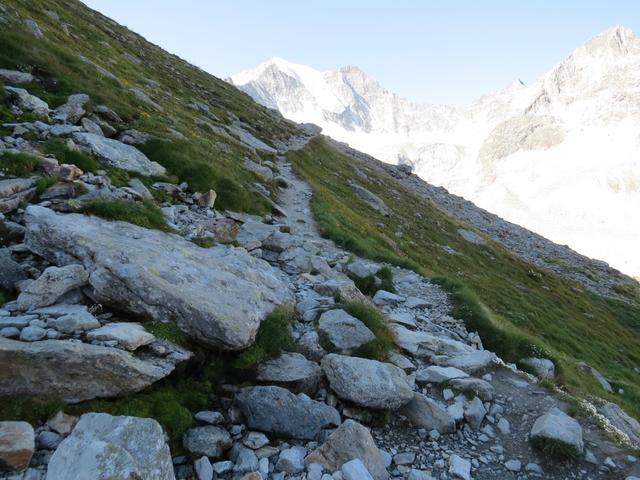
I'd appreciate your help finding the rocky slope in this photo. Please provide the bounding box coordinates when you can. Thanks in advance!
[230,27,640,280]
[0,1,639,480]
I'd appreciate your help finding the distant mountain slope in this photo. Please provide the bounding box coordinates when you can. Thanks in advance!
[230,27,640,279]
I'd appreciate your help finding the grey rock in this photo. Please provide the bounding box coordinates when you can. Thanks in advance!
[322,354,414,409]
[24,19,44,39]
[393,452,415,465]
[400,393,456,433]
[0,177,37,214]
[497,417,511,435]
[72,133,166,176]
[47,309,100,334]
[49,124,82,136]
[408,469,435,480]
[243,431,269,449]
[128,178,154,200]
[457,228,485,245]
[130,88,163,111]
[391,324,473,358]
[442,350,496,373]
[314,276,364,303]
[244,159,273,182]
[16,264,88,310]
[0,421,34,473]
[305,420,389,480]
[415,366,468,384]
[19,325,46,341]
[0,69,34,84]
[46,413,174,480]
[464,397,487,430]
[117,129,155,145]
[318,309,376,353]
[505,459,521,472]
[236,385,340,440]
[81,117,104,136]
[530,407,584,454]
[597,402,640,447]
[448,454,471,480]
[341,458,374,480]
[37,430,62,450]
[0,327,19,339]
[255,352,322,395]
[233,446,259,473]
[194,456,213,480]
[520,357,555,378]
[346,260,380,279]
[276,446,306,474]
[194,411,224,425]
[449,377,495,401]
[0,337,188,402]
[577,361,613,393]
[87,322,155,351]
[183,426,232,459]
[212,460,234,475]
[24,206,294,350]
[372,290,404,305]
[53,94,90,123]
[4,87,48,117]
[350,183,389,216]
[0,248,26,291]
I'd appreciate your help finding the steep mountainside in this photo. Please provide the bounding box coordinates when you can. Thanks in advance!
[0,1,639,479]
[231,28,640,280]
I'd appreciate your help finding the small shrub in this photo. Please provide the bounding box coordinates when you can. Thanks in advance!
[142,320,188,346]
[35,176,58,196]
[233,306,296,369]
[343,301,394,361]
[376,266,395,292]
[0,152,40,177]
[105,168,131,187]
[42,138,99,172]
[530,436,582,460]
[191,237,216,248]
[81,199,169,231]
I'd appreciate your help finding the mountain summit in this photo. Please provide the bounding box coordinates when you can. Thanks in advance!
[231,27,640,279]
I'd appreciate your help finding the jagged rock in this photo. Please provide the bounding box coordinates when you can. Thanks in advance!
[0,177,37,214]
[130,88,163,111]
[183,426,232,459]
[72,132,166,176]
[0,337,188,403]
[53,93,90,123]
[314,276,364,302]
[116,129,154,145]
[520,357,555,378]
[276,446,306,474]
[346,259,381,279]
[408,469,435,480]
[38,430,63,450]
[194,456,213,480]
[0,248,26,291]
[81,117,103,136]
[228,124,276,153]
[244,159,273,182]
[197,189,217,208]
[16,264,88,310]
[321,353,414,409]
[24,206,294,350]
[94,105,123,124]
[388,351,416,371]
[50,124,82,137]
[46,411,78,436]
[233,447,258,473]
[305,420,389,480]
[255,352,322,395]
[0,69,33,84]
[391,324,473,357]
[350,183,390,216]
[87,322,155,351]
[399,393,456,433]
[47,413,175,480]
[530,407,584,454]
[441,350,496,373]
[0,421,34,473]
[194,411,224,425]
[342,458,374,480]
[4,87,48,117]
[415,366,468,384]
[24,18,44,39]
[243,432,269,449]
[464,397,487,430]
[597,402,640,447]
[448,454,471,480]
[372,290,404,305]
[577,361,613,393]
[449,377,495,401]
[317,309,375,353]
[127,178,154,200]
[236,385,340,440]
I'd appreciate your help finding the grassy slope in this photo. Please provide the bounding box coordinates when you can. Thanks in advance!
[289,136,640,420]
[0,0,298,213]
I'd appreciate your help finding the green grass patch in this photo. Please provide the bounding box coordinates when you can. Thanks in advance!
[233,306,296,369]
[343,300,394,361]
[0,396,65,425]
[35,175,58,196]
[289,136,640,421]
[42,138,99,172]
[530,436,582,461]
[350,266,395,296]
[142,320,189,347]
[81,199,169,231]
[0,151,40,177]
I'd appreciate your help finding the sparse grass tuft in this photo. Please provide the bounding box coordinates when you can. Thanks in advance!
[0,152,40,177]
[530,436,582,461]
[35,175,58,196]
[81,199,169,231]
[343,300,394,361]
[233,306,297,369]
[142,320,189,346]
[42,138,99,172]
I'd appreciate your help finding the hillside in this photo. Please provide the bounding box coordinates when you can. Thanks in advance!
[0,1,639,479]
[231,29,640,281]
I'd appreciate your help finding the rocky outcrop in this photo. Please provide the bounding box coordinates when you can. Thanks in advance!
[72,132,166,176]
[235,385,340,440]
[24,206,294,350]
[46,413,175,480]
[0,337,188,403]
[305,420,389,480]
[321,354,414,410]
[530,408,584,455]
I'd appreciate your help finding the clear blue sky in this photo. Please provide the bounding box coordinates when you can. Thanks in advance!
[82,1,640,105]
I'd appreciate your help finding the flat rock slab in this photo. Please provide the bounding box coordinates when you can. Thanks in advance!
[317,309,375,353]
[305,419,389,480]
[236,385,340,440]
[24,206,294,350]
[87,322,155,351]
[391,324,474,358]
[415,366,469,384]
[255,352,322,395]
[440,350,496,373]
[400,393,456,434]
[0,338,187,403]
[47,413,175,480]
[322,353,414,410]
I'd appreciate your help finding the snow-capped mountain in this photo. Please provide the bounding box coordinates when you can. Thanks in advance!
[230,26,640,279]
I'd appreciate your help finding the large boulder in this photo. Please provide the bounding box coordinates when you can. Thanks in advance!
[597,402,640,447]
[46,413,175,480]
[4,87,48,117]
[254,352,322,395]
[235,385,340,440]
[317,309,375,353]
[0,421,34,473]
[440,350,496,373]
[72,132,166,176]
[391,325,474,358]
[0,177,37,214]
[0,337,188,403]
[305,420,389,480]
[24,206,294,350]
[16,264,88,310]
[53,93,90,123]
[530,408,584,455]
[183,426,232,458]
[321,354,414,410]
[399,393,456,433]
